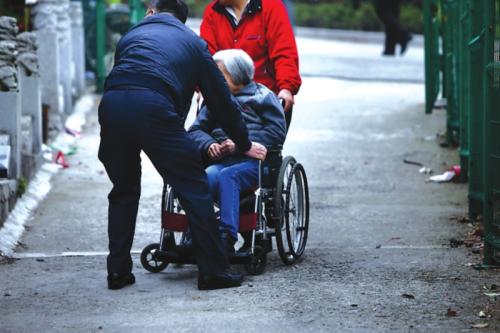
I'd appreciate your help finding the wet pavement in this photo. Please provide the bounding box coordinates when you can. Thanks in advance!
[1,34,499,332]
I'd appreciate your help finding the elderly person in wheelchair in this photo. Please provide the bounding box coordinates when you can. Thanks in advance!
[189,49,287,254]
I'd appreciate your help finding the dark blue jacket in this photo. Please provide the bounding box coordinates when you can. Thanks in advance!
[189,82,286,159]
[104,14,251,152]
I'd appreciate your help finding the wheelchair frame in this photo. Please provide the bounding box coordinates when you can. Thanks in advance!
[140,146,309,275]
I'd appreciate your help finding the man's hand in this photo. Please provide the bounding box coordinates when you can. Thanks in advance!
[207,143,223,160]
[278,89,294,112]
[244,142,267,161]
[220,139,236,156]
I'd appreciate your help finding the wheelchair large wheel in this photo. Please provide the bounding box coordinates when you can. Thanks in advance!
[141,243,168,273]
[284,163,309,259]
[274,156,297,265]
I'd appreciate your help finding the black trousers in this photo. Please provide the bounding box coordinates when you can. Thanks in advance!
[373,0,409,53]
[98,87,228,277]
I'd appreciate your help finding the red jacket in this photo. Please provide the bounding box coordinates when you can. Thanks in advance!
[200,0,301,95]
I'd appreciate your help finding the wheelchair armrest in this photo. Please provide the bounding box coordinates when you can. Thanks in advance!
[261,146,283,188]
[266,144,283,153]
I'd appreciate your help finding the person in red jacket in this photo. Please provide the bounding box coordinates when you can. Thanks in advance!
[200,0,301,126]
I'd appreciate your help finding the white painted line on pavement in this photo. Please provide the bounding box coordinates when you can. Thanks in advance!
[12,250,141,259]
[10,245,451,259]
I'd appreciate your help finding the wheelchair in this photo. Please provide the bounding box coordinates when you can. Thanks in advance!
[140,145,309,275]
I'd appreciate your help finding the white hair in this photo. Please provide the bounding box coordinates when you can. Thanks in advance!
[213,49,255,86]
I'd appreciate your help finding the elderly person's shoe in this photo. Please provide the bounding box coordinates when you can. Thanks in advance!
[198,269,244,290]
[220,231,236,254]
[237,231,252,254]
[107,273,135,290]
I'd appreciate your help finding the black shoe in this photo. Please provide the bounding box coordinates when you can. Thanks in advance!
[175,238,195,257]
[237,232,252,254]
[382,49,396,56]
[220,232,236,254]
[107,273,135,290]
[198,270,244,290]
[400,34,413,55]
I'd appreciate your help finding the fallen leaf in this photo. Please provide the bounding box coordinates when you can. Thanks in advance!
[446,308,457,317]
[402,293,415,299]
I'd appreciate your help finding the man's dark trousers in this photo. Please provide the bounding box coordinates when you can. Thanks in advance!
[98,87,229,277]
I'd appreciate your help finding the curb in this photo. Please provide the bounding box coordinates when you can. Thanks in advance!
[0,94,97,258]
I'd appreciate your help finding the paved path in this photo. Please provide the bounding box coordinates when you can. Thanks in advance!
[0,35,498,332]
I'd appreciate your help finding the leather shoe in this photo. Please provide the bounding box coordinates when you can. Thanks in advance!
[198,269,244,290]
[107,273,135,290]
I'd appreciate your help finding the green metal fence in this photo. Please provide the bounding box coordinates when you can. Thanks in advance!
[457,0,471,181]
[484,0,500,265]
[467,0,487,219]
[88,0,146,92]
[424,0,500,264]
[424,0,441,115]
[442,0,460,145]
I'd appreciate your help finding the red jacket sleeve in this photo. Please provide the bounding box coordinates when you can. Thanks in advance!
[200,4,219,55]
[263,0,302,95]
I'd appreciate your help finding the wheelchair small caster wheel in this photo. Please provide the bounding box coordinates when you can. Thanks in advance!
[245,245,267,275]
[141,243,168,273]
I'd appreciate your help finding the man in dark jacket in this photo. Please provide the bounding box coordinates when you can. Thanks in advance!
[98,0,266,291]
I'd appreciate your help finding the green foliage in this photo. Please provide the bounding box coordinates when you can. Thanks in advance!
[401,3,423,34]
[17,178,27,198]
[295,1,421,32]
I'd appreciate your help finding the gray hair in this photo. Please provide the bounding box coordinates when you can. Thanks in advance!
[213,49,255,86]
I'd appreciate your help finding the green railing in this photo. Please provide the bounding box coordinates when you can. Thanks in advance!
[484,0,500,265]
[424,0,441,115]
[92,0,146,92]
[424,0,500,265]
[442,0,460,145]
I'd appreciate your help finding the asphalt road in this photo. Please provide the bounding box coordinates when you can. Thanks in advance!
[1,36,498,332]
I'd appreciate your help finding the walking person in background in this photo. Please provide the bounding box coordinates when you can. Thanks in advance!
[373,0,412,56]
[200,0,301,128]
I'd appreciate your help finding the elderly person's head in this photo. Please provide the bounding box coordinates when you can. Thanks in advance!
[213,49,255,94]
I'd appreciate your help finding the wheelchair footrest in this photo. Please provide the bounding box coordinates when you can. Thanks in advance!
[155,250,253,265]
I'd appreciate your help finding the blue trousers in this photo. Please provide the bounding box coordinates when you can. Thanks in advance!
[98,87,228,276]
[206,159,259,240]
